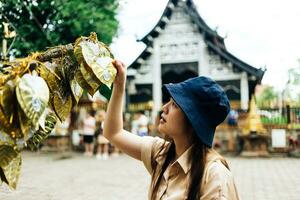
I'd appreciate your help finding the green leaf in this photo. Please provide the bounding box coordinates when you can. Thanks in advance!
[99,84,112,101]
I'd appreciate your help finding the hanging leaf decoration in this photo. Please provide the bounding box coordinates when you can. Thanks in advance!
[0,32,115,188]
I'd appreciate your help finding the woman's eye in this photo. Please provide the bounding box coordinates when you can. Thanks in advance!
[172,101,177,107]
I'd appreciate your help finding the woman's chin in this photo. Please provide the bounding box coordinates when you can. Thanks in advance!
[158,124,167,135]
[158,124,164,133]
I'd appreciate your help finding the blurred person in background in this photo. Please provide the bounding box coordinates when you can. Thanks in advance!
[95,110,110,160]
[131,112,139,135]
[136,111,149,137]
[82,110,96,157]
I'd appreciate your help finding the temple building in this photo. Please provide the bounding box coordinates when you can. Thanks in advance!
[127,0,265,117]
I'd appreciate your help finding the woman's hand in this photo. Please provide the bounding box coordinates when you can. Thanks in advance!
[112,60,126,91]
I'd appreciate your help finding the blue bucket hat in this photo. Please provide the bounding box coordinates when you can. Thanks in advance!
[162,76,230,147]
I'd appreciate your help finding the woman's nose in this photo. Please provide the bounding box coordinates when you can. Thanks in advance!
[162,104,167,113]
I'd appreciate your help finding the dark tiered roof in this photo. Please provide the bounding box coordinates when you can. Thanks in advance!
[129,0,265,82]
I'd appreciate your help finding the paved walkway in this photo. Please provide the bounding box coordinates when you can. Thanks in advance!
[1,152,299,200]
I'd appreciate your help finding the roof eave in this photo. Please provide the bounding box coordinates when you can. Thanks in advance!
[140,0,175,44]
[206,41,265,80]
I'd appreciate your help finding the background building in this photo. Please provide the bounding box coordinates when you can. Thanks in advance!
[127,0,265,119]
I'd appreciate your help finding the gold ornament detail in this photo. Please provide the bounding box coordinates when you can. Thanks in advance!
[0,32,115,188]
[74,32,116,90]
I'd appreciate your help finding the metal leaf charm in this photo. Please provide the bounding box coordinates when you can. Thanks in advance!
[0,85,22,138]
[16,73,50,127]
[0,106,10,132]
[0,150,21,189]
[27,112,57,150]
[18,107,36,138]
[91,61,116,88]
[74,33,116,89]
[53,92,72,122]
[0,131,15,150]
[39,63,61,93]
[0,145,18,168]
[0,83,15,119]
[70,79,83,103]
[74,69,94,96]
[79,63,102,95]
[81,41,116,88]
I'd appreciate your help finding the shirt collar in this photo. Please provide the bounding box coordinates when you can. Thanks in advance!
[153,142,193,174]
[175,148,224,174]
[154,142,225,175]
[175,145,193,174]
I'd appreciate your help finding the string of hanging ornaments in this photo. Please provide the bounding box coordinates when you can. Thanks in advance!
[0,32,116,189]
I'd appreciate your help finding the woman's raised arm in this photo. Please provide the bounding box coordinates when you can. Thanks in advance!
[103,60,143,160]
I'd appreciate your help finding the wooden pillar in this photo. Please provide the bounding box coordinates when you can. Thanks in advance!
[241,72,249,110]
[152,41,162,121]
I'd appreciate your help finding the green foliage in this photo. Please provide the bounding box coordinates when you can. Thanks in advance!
[261,116,287,125]
[256,86,278,108]
[0,0,119,57]
[284,67,300,105]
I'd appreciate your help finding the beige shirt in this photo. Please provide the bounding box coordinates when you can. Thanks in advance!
[141,136,240,200]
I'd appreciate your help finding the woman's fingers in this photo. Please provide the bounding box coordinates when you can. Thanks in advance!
[112,59,126,87]
[113,60,125,73]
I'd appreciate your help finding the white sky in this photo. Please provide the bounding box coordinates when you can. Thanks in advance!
[110,0,300,91]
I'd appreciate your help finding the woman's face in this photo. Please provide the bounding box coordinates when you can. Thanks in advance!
[158,98,192,137]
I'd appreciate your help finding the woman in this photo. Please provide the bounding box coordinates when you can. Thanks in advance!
[95,110,110,160]
[82,110,96,157]
[104,60,240,200]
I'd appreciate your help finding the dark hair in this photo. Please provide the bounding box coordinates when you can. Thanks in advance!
[88,109,96,116]
[137,110,145,115]
[151,142,175,200]
[150,135,209,200]
[186,136,209,199]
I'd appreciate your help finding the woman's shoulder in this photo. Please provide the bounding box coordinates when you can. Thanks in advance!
[140,136,170,173]
[142,136,170,155]
[201,150,240,200]
[204,149,232,182]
